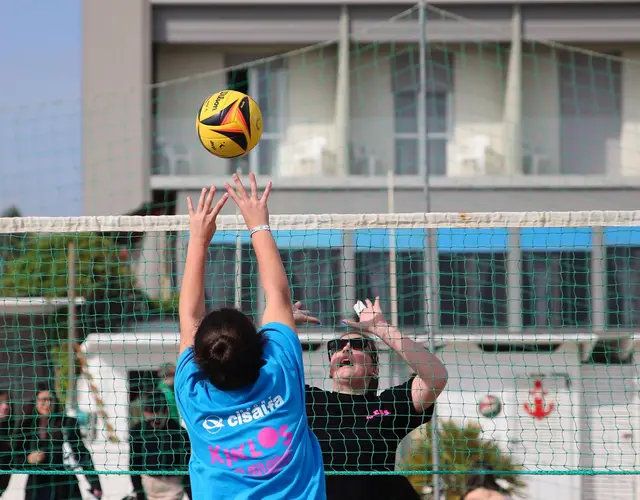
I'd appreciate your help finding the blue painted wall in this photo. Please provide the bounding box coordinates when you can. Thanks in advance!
[183,227,640,251]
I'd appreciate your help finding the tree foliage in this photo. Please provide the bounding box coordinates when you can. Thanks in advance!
[0,232,132,299]
[401,419,526,499]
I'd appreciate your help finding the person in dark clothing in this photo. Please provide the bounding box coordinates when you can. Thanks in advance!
[296,299,448,500]
[15,383,102,500]
[128,392,191,500]
[0,390,13,496]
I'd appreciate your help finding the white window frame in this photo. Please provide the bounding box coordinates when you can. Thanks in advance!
[248,64,288,176]
[393,90,453,176]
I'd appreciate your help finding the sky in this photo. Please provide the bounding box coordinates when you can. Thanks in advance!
[0,0,82,216]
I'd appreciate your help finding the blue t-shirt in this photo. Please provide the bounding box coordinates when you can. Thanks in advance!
[175,322,326,500]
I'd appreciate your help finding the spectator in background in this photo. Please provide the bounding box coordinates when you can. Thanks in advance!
[157,364,181,425]
[0,390,12,496]
[127,391,191,500]
[15,383,102,500]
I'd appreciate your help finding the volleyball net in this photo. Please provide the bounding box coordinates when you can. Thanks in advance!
[0,210,638,497]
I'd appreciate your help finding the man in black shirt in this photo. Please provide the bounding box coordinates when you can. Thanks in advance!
[298,299,448,500]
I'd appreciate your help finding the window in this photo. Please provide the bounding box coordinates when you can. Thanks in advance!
[439,253,508,328]
[607,247,640,328]
[558,51,621,175]
[204,245,258,318]
[521,251,590,328]
[394,91,450,176]
[281,249,341,327]
[392,49,453,176]
[228,60,287,177]
[355,251,424,328]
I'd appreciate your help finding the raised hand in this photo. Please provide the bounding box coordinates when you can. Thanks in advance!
[225,173,272,231]
[293,301,321,326]
[341,297,389,335]
[186,186,229,247]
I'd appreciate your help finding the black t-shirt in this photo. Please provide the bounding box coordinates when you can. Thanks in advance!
[305,376,433,500]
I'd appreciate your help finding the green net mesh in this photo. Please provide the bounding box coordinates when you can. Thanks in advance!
[0,213,639,500]
[2,1,640,499]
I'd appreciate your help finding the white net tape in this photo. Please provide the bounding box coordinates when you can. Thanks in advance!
[1,210,640,233]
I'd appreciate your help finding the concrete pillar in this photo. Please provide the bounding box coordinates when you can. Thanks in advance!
[335,6,350,176]
[82,0,151,215]
[504,5,522,175]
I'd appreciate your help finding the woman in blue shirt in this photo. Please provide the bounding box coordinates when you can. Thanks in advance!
[174,173,325,500]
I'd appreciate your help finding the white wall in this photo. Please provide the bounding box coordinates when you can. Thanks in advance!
[450,44,506,176]
[283,46,339,177]
[522,45,561,174]
[349,45,395,176]
[620,47,640,176]
[154,45,228,175]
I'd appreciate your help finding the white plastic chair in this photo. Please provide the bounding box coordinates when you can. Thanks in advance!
[455,135,492,175]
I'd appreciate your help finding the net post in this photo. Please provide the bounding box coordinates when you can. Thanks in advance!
[66,241,77,411]
[235,167,244,310]
[387,169,399,329]
[418,1,441,497]
[507,228,522,332]
[342,231,357,323]
[387,169,404,387]
[591,226,606,334]
[160,232,172,300]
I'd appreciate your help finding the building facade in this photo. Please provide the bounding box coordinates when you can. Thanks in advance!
[82,0,640,338]
[81,2,640,499]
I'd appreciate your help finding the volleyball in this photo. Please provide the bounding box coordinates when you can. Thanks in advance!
[478,394,502,419]
[196,90,263,159]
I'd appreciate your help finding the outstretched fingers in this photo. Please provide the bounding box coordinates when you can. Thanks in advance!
[249,173,258,199]
[211,192,229,217]
[260,181,273,203]
[373,296,382,312]
[232,173,248,199]
[204,185,216,212]
[197,187,207,213]
[224,183,241,204]
[186,196,195,216]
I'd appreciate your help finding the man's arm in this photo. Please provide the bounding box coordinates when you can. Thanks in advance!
[225,173,295,330]
[179,186,228,354]
[343,297,448,413]
[377,327,448,412]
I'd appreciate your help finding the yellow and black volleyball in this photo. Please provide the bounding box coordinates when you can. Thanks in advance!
[196,90,263,159]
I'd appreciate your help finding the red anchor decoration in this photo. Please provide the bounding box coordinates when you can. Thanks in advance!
[523,379,554,420]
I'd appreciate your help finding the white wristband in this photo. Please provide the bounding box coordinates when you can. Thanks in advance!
[250,224,271,236]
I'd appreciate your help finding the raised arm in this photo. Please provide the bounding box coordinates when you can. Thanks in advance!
[344,297,448,413]
[179,186,229,354]
[225,173,295,330]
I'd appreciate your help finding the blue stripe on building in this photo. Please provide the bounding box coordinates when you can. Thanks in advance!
[183,227,640,251]
[604,227,640,246]
[437,229,509,252]
[354,229,427,251]
[520,228,592,251]
[184,230,343,248]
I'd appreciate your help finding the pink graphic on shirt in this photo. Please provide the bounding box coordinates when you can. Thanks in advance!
[366,409,391,420]
[209,425,293,476]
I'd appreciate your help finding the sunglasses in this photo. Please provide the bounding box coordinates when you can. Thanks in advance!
[327,337,375,361]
